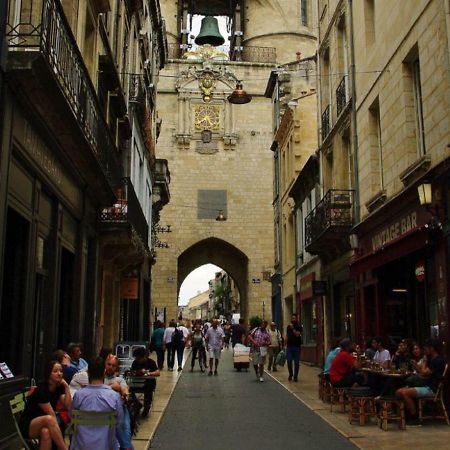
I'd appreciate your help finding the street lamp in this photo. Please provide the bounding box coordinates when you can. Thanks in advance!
[215,210,227,221]
[228,82,252,104]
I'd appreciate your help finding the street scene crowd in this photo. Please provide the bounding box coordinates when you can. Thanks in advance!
[15,312,449,449]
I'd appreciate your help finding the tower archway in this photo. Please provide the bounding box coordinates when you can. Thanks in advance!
[177,238,249,318]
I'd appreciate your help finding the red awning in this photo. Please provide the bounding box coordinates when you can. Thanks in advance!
[350,227,429,277]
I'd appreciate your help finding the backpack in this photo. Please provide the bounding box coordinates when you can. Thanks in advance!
[171,327,184,347]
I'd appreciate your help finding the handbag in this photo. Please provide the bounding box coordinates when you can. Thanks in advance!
[276,349,286,367]
[260,346,268,357]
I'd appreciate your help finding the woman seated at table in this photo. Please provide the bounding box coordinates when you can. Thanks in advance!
[372,336,391,369]
[329,339,364,388]
[409,342,426,372]
[19,360,71,450]
[391,339,410,370]
[396,339,446,425]
[130,347,160,418]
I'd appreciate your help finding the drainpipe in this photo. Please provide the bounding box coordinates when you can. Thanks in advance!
[348,0,360,223]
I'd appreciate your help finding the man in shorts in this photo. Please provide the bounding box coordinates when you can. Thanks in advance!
[248,320,271,382]
[205,320,225,376]
[396,338,446,426]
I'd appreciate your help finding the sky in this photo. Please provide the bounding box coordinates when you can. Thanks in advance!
[178,263,222,306]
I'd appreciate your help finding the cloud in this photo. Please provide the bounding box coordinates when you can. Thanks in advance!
[179,264,222,305]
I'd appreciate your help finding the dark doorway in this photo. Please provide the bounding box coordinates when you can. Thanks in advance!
[120,299,140,341]
[143,279,150,340]
[58,248,75,348]
[0,208,30,375]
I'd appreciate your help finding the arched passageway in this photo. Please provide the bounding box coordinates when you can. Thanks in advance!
[177,238,249,318]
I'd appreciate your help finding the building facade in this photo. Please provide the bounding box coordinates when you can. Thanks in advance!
[349,0,450,352]
[0,0,167,379]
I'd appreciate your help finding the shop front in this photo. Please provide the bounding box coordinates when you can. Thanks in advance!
[298,272,324,365]
[350,186,448,353]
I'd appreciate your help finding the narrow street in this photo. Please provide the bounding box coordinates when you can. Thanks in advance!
[150,350,356,450]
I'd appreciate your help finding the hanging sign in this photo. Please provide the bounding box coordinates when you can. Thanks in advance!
[121,278,139,299]
[415,261,425,282]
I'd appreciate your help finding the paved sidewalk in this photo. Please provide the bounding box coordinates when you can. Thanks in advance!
[267,361,450,450]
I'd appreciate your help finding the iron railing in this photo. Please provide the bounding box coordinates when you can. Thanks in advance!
[167,42,277,63]
[99,178,149,248]
[6,0,118,182]
[336,76,348,116]
[305,190,354,250]
[129,74,145,104]
[321,105,330,141]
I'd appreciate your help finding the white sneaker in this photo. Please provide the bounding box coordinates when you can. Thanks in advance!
[259,377,264,382]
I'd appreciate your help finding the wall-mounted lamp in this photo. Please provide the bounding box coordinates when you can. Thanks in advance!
[215,210,227,221]
[417,182,442,233]
[228,82,252,104]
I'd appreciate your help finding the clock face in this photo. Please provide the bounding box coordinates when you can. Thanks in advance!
[194,105,220,131]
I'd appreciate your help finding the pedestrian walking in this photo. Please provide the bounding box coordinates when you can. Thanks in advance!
[190,323,206,372]
[267,322,282,372]
[173,321,190,371]
[151,320,165,370]
[163,320,177,371]
[205,319,225,376]
[248,320,271,382]
[285,314,302,382]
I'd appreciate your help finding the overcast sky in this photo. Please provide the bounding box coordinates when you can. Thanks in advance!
[179,263,222,306]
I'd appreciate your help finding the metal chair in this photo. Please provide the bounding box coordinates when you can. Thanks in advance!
[9,391,39,450]
[418,364,450,425]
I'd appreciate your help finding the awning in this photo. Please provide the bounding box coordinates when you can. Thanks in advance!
[350,227,429,277]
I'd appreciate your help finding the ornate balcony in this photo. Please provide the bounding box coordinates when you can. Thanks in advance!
[99,178,149,249]
[5,0,120,203]
[336,76,348,117]
[153,159,170,210]
[305,190,354,256]
[321,105,330,142]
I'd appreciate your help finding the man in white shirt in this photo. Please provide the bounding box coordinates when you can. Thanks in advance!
[372,337,391,368]
[205,320,225,376]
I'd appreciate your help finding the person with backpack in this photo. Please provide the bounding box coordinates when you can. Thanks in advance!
[190,323,206,372]
[173,321,190,371]
[163,320,177,371]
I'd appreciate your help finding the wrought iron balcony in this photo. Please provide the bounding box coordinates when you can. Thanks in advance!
[153,159,170,208]
[336,76,348,116]
[129,74,145,105]
[321,105,330,142]
[5,0,120,197]
[305,190,354,255]
[99,178,149,248]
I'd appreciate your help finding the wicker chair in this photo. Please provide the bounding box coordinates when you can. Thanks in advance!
[376,396,406,431]
[348,387,376,426]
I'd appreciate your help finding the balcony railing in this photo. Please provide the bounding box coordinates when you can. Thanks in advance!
[167,43,276,63]
[336,76,348,117]
[129,74,145,105]
[321,105,330,142]
[6,0,118,184]
[99,178,149,248]
[305,190,354,254]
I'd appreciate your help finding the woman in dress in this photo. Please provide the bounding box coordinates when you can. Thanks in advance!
[19,360,71,450]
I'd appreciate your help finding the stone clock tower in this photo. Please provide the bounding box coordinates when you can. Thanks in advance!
[152,0,317,322]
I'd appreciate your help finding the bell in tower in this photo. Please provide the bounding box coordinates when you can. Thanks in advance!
[195,16,225,47]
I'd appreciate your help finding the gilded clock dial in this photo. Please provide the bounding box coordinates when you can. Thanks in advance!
[194,105,220,131]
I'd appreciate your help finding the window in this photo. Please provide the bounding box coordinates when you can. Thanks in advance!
[412,59,426,156]
[301,0,308,26]
[295,207,303,266]
[368,97,384,190]
[364,0,375,46]
[302,299,317,344]
[197,190,227,219]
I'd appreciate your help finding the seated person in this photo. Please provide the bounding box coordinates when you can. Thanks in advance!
[391,340,410,370]
[323,337,341,378]
[104,355,133,450]
[396,339,446,425]
[329,339,363,388]
[70,357,123,450]
[364,338,376,360]
[19,360,71,450]
[67,343,88,372]
[52,350,78,384]
[372,337,391,369]
[130,347,160,417]
[410,342,426,373]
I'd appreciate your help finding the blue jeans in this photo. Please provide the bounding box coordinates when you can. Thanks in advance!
[116,405,133,449]
[286,346,301,379]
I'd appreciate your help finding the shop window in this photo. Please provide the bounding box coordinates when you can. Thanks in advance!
[302,299,317,344]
